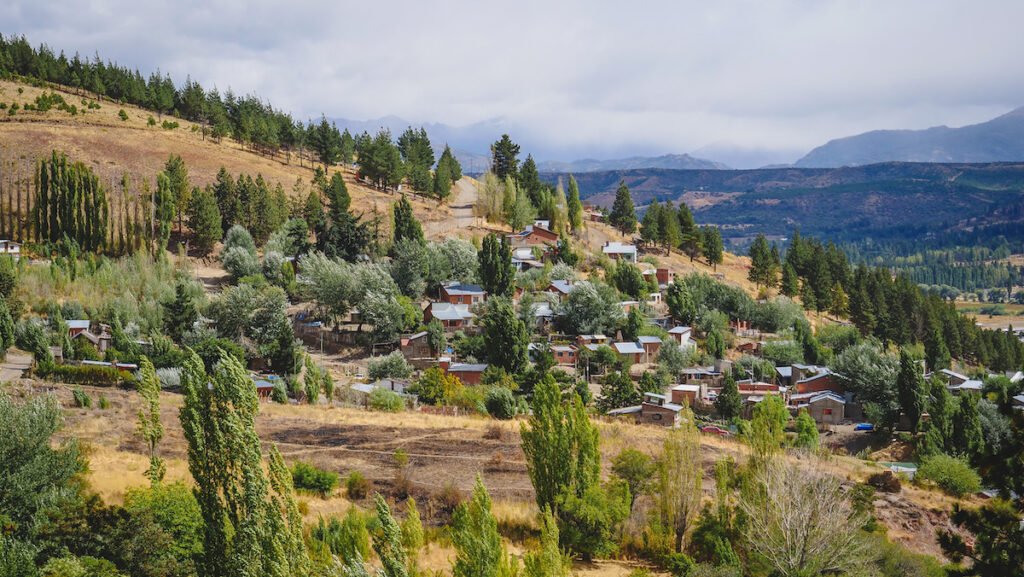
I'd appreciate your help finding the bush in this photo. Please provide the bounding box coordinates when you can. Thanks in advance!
[97,396,110,410]
[916,455,981,497]
[37,362,135,387]
[155,367,181,389]
[345,471,370,500]
[118,109,128,121]
[222,246,260,280]
[867,471,901,493]
[368,387,404,412]
[485,387,517,420]
[72,387,91,408]
[147,115,156,126]
[271,381,288,404]
[367,351,413,381]
[290,461,339,496]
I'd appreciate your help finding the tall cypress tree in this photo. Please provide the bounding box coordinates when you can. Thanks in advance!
[566,174,583,233]
[477,233,514,298]
[896,350,927,433]
[609,181,637,235]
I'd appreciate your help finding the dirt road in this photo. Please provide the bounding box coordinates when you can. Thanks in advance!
[425,177,478,239]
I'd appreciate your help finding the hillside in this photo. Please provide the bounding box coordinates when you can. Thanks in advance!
[536,153,729,172]
[796,106,1024,167]
[552,162,1024,245]
[0,79,463,238]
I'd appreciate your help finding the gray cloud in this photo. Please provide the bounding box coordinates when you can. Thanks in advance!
[5,0,1024,165]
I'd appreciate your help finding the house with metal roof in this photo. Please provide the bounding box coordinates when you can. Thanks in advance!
[424,302,475,330]
[439,282,487,305]
[602,241,637,263]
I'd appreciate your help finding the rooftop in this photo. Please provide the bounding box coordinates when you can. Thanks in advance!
[613,342,645,355]
[602,241,637,255]
[441,282,486,296]
[429,302,474,321]
[448,363,489,373]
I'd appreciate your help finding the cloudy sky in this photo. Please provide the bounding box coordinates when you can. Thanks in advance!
[7,0,1024,166]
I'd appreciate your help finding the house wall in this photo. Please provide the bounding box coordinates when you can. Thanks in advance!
[401,338,432,360]
[795,374,843,395]
[808,398,845,425]
[553,349,577,366]
[450,370,483,385]
[671,389,698,406]
[638,404,680,427]
[642,343,661,361]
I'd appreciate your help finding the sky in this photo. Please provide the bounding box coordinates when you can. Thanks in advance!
[6,0,1024,166]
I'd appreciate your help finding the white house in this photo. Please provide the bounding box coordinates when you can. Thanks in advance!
[602,241,637,263]
[0,240,21,261]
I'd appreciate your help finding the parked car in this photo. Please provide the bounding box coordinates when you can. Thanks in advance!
[700,425,730,436]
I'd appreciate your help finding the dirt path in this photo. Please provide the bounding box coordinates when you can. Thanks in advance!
[426,177,478,239]
[0,350,32,382]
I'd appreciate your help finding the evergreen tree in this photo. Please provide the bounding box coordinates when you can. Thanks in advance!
[490,134,521,180]
[371,494,409,577]
[677,202,696,239]
[702,225,724,270]
[608,181,637,235]
[658,201,682,253]
[640,199,662,247]
[781,263,799,297]
[747,234,777,288]
[566,175,583,233]
[452,476,506,577]
[716,373,742,420]
[212,168,240,232]
[482,298,530,375]
[519,154,543,207]
[896,350,927,433]
[523,508,570,577]
[310,115,342,169]
[951,393,984,458]
[164,154,190,234]
[154,172,175,256]
[477,233,514,298]
[163,280,198,342]
[136,357,165,484]
[597,371,640,413]
[187,185,222,255]
[392,195,424,247]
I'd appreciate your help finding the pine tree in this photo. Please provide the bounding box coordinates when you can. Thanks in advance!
[658,201,682,253]
[187,185,222,256]
[896,350,927,433]
[702,225,724,270]
[163,280,198,342]
[566,175,583,233]
[608,181,636,235]
[747,234,776,288]
[715,373,742,420]
[781,263,799,297]
[640,199,662,247]
[310,115,342,169]
[392,195,424,247]
[213,167,240,232]
[490,134,521,180]
[164,154,190,234]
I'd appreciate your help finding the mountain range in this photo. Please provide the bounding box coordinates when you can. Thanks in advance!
[795,107,1024,167]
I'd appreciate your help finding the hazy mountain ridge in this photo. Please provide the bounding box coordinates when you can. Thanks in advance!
[536,153,729,172]
[796,106,1024,167]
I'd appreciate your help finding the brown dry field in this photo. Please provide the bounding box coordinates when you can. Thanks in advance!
[0,79,456,240]
[0,378,965,565]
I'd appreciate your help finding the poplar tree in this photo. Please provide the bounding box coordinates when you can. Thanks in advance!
[655,407,703,552]
[165,154,190,233]
[566,174,583,233]
[452,476,506,577]
[482,298,530,375]
[154,172,174,256]
[371,494,409,577]
[478,233,514,298]
[136,357,165,484]
[523,509,571,577]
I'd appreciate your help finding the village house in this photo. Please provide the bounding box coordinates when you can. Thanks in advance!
[551,344,578,367]
[670,383,701,406]
[424,302,475,330]
[252,377,277,399]
[69,321,113,353]
[511,247,544,271]
[351,378,418,407]
[602,241,638,263]
[533,301,556,333]
[608,392,685,427]
[400,331,437,368]
[0,240,21,261]
[792,369,844,396]
[545,280,574,302]
[612,341,645,364]
[655,267,674,287]
[577,334,608,349]
[637,335,662,363]
[507,224,559,248]
[439,282,487,306]
[440,359,488,386]
[794,392,846,426]
[667,326,693,348]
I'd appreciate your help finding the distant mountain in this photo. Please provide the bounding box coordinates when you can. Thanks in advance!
[545,162,1024,247]
[536,154,729,173]
[796,107,1024,167]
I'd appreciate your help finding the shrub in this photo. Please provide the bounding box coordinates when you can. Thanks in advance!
[311,507,371,561]
[155,367,181,389]
[917,455,981,497]
[36,362,134,387]
[345,471,370,500]
[434,481,464,519]
[290,461,339,496]
[147,115,156,126]
[72,387,91,408]
[867,471,901,493]
[485,386,517,420]
[367,351,413,381]
[271,381,288,404]
[368,387,404,412]
[222,246,260,280]
[118,109,128,121]
[97,396,110,410]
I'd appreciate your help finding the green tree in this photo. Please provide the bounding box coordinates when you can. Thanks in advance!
[702,226,724,271]
[452,477,508,577]
[164,154,190,234]
[310,115,342,169]
[371,494,409,577]
[123,481,204,571]
[611,449,655,510]
[896,350,927,433]
[490,134,521,180]
[392,195,424,247]
[401,497,425,562]
[136,357,165,484]
[749,395,789,463]
[186,185,222,255]
[162,280,199,342]
[655,410,703,552]
[0,298,15,360]
[153,172,175,257]
[794,409,819,450]
[939,499,1024,576]
[597,371,640,413]
[780,263,799,297]
[478,233,515,298]
[521,378,600,515]
[666,282,697,325]
[523,508,571,577]
[608,181,637,235]
[747,234,777,289]
[178,350,305,576]
[566,175,583,233]
[715,373,742,420]
[482,298,530,375]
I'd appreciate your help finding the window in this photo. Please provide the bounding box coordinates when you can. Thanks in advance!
[824,408,833,415]
[652,414,662,421]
